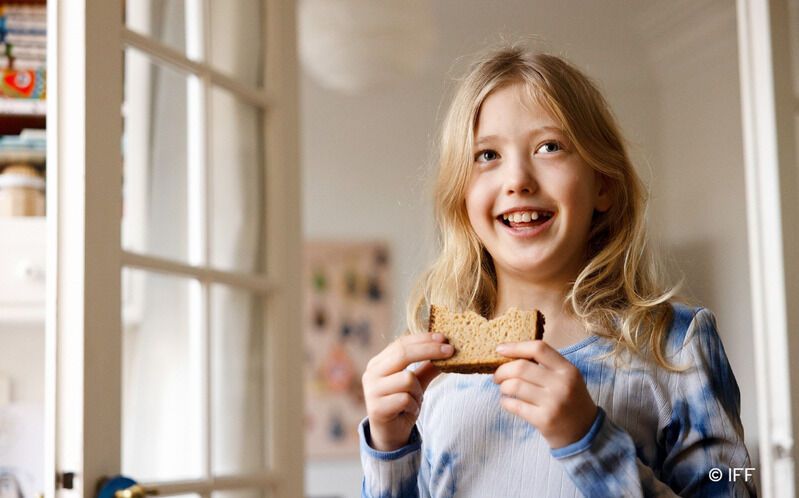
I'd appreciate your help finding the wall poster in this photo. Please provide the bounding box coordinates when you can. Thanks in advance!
[304,240,391,458]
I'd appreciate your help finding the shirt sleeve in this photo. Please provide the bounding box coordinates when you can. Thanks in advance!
[551,308,758,497]
[358,417,423,498]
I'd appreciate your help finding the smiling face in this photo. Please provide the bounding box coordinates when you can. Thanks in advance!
[465,82,611,287]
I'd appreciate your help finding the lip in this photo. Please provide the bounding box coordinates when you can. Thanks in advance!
[497,212,556,239]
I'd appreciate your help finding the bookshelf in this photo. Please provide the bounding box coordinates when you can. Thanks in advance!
[0,112,45,134]
[0,3,47,497]
[0,0,47,221]
[0,0,47,302]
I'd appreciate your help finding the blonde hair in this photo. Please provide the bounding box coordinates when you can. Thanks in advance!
[406,45,694,372]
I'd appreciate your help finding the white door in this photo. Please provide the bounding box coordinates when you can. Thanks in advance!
[737,0,799,496]
[45,1,303,498]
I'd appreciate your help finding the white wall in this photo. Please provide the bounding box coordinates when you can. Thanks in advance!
[638,2,760,474]
[301,1,759,496]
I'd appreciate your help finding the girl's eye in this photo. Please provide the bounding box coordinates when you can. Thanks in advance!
[536,141,562,154]
[475,149,499,162]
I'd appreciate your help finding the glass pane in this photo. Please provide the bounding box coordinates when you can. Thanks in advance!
[122,48,192,264]
[209,1,264,86]
[211,284,266,474]
[122,268,204,481]
[209,86,265,273]
[125,0,187,57]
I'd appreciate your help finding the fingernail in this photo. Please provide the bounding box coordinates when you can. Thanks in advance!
[496,344,510,354]
[441,344,454,354]
[431,333,443,341]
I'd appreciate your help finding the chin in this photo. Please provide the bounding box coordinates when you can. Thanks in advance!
[496,258,550,279]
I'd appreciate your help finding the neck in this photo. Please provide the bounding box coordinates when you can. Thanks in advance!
[492,271,572,321]
[492,270,588,348]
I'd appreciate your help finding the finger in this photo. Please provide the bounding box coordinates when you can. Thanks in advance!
[498,377,546,405]
[373,340,454,376]
[500,396,541,426]
[400,331,448,345]
[371,392,420,421]
[495,340,572,371]
[366,333,445,376]
[493,359,552,387]
[370,370,424,403]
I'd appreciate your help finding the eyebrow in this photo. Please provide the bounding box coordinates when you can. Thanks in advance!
[474,126,565,147]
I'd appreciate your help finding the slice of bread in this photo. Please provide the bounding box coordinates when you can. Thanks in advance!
[429,305,545,374]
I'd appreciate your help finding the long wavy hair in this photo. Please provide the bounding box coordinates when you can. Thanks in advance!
[406,45,693,372]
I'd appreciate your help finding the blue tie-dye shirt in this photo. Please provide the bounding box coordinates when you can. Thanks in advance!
[358,303,758,497]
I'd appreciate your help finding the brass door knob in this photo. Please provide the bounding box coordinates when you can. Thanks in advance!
[115,484,158,498]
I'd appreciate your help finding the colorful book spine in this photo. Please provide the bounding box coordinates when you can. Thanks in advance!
[0,5,47,112]
[0,4,47,46]
[0,5,47,16]
[4,33,46,47]
[6,45,46,59]
[10,58,45,70]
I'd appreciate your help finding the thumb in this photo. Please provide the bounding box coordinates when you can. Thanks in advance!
[415,361,443,391]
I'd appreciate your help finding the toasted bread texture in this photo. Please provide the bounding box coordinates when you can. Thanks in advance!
[428,305,545,374]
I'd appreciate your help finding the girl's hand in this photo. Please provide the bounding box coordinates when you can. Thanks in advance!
[493,340,598,450]
[362,332,454,452]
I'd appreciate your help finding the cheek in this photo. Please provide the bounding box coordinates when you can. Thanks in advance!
[464,197,485,233]
[556,170,595,210]
[563,185,599,233]
[464,180,491,223]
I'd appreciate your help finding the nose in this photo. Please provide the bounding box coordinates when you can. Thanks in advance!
[503,153,538,195]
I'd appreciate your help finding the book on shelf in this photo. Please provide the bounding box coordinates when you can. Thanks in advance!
[0,128,46,167]
[1,43,46,60]
[0,97,44,115]
[0,4,46,17]
[4,32,45,47]
[2,14,46,27]
[5,25,46,37]
[0,3,47,73]
[0,147,44,165]
[9,58,44,70]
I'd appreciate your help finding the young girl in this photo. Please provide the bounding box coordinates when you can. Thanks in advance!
[358,46,757,497]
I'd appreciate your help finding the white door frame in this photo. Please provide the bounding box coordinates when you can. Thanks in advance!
[45,1,303,497]
[45,0,123,496]
[736,0,799,496]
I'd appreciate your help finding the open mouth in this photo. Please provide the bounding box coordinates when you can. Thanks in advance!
[497,211,555,229]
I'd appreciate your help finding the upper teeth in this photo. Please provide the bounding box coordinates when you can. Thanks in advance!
[503,211,547,222]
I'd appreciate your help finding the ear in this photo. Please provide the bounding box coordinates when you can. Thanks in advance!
[593,171,612,213]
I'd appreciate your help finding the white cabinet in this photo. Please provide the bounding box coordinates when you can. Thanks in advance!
[0,217,143,328]
[0,217,45,325]
[0,217,46,496]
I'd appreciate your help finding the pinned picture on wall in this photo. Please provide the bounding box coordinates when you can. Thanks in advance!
[304,240,391,458]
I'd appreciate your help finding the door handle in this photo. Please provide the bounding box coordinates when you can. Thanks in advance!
[96,476,158,498]
[116,484,158,498]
